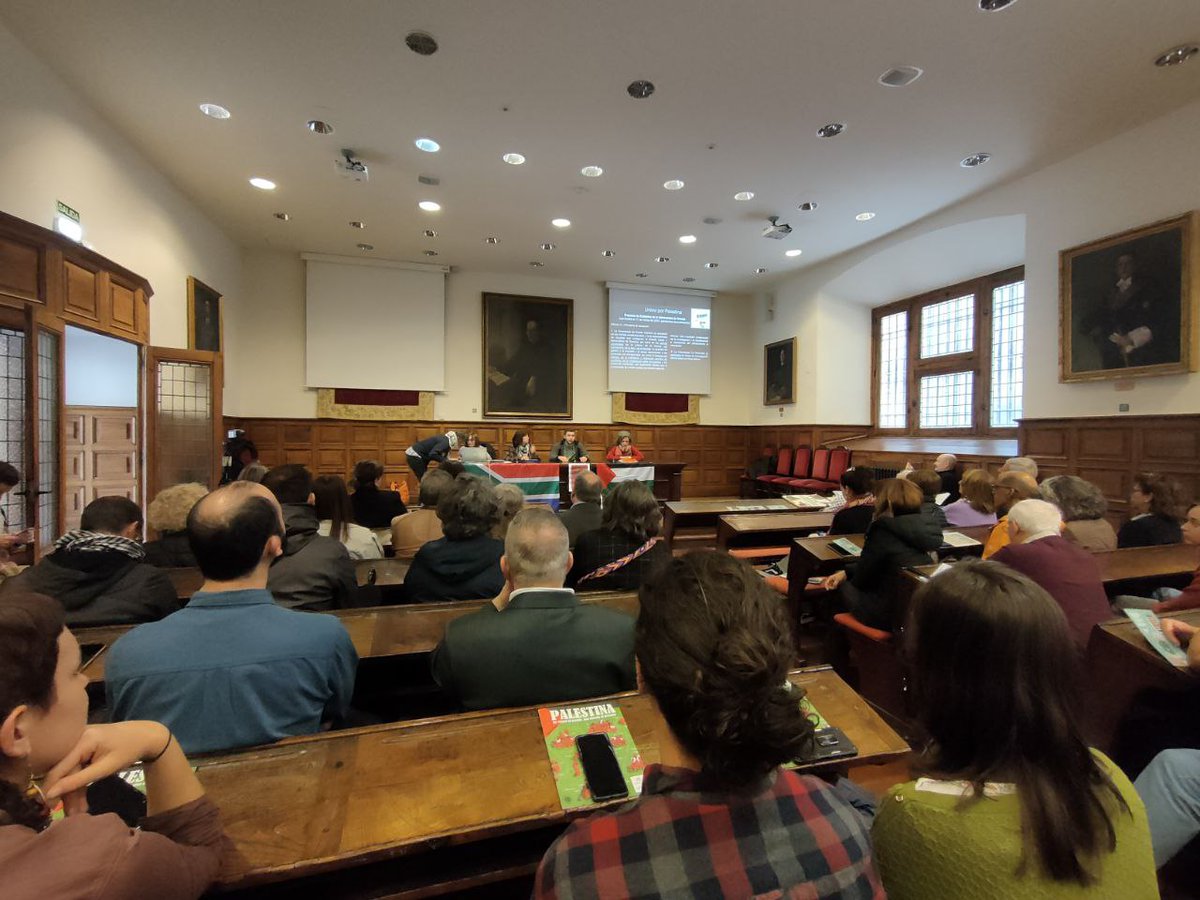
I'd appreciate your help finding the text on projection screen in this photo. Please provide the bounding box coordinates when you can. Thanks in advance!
[607,288,711,394]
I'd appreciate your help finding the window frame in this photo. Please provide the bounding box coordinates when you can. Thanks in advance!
[870,265,1025,437]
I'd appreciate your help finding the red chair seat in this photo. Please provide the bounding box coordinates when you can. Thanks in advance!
[832,612,893,643]
[728,546,790,560]
[787,478,839,490]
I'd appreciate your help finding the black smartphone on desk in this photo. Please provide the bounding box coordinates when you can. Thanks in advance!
[797,727,858,763]
[575,733,629,802]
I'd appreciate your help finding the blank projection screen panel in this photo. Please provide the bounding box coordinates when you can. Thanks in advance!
[304,255,446,391]
[607,283,713,394]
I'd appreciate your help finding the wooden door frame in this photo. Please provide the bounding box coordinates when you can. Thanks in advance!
[145,346,224,501]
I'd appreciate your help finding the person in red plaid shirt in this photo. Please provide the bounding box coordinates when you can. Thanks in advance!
[534,551,885,899]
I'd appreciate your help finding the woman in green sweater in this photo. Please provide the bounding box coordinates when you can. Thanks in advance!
[872,560,1158,899]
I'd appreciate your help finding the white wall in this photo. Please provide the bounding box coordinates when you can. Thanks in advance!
[0,19,241,350]
[226,251,755,424]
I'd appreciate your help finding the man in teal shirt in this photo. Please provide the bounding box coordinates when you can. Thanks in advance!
[551,429,589,463]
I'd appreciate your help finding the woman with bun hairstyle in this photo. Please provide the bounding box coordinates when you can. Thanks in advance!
[535,551,884,898]
[0,592,227,899]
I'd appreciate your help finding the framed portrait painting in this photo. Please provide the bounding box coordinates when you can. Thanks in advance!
[1060,212,1197,382]
[483,292,573,417]
[187,277,223,353]
[764,337,796,404]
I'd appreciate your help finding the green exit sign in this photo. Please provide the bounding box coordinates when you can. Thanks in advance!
[55,200,80,222]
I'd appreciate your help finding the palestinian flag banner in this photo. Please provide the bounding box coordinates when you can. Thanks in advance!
[595,463,655,490]
[464,462,562,510]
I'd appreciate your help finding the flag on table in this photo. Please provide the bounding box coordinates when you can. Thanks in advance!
[594,464,655,490]
[464,463,562,510]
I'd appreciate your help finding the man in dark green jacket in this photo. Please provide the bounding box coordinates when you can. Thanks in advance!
[431,507,635,711]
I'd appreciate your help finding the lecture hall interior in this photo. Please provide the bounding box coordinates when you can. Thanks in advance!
[1,1,1200,898]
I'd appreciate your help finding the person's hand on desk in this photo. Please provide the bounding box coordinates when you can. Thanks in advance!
[822,570,847,591]
[578,456,589,463]
[556,456,569,463]
[0,529,32,550]
[1160,619,1200,671]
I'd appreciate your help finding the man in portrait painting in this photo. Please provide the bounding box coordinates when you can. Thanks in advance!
[1081,251,1175,370]
[195,294,220,352]
[765,342,793,403]
[487,302,570,415]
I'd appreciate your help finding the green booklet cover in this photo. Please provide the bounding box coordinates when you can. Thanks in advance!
[539,701,644,811]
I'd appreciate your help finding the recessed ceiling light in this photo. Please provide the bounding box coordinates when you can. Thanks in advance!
[856,212,876,221]
[961,153,992,168]
[816,123,845,138]
[627,80,655,99]
[357,243,374,252]
[406,31,438,55]
[635,272,648,278]
[540,242,556,251]
[602,250,615,257]
[306,119,334,134]
[655,256,670,263]
[682,277,696,283]
[423,250,438,257]
[704,262,719,269]
[734,191,755,201]
[581,165,603,177]
[349,221,365,229]
[1155,44,1199,67]
[702,217,722,225]
[678,235,697,244]
[878,66,924,88]
[502,152,526,165]
[551,218,571,228]
[424,229,437,237]
[199,102,230,119]
[663,179,685,191]
[798,201,818,211]
[755,267,768,274]
[418,200,441,212]
[414,138,440,153]
[485,236,500,244]
[979,0,1019,10]
[273,212,290,221]
[785,249,803,258]
[529,261,544,267]
[249,177,276,190]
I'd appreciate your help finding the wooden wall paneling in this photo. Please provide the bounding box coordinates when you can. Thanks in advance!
[106,278,141,340]
[0,235,41,303]
[64,407,138,531]
[62,259,101,323]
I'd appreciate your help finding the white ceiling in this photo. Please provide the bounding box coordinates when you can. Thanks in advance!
[2,0,1199,293]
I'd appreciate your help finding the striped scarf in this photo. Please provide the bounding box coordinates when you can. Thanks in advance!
[53,530,146,560]
[577,538,658,585]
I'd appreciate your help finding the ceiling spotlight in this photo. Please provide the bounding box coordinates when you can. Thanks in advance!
[349,221,365,229]
[878,66,923,88]
[249,177,276,190]
[785,249,803,258]
[540,242,556,251]
[960,152,993,168]
[529,261,544,267]
[601,250,615,257]
[357,243,374,251]
[273,212,290,221]
[635,272,648,278]
[755,267,768,274]
[551,218,571,228]
[406,31,438,55]
[798,201,818,211]
[423,250,439,257]
[702,217,722,225]
[663,179,685,191]
[418,200,441,212]
[678,235,697,244]
[581,165,603,177]
[683,277,696,283]
[306,119,334,134]
[423,229,437,237]
[979,0,1019,9]
[856,212,876,221]
[485,236,500,244]
[816,123,845,138]
[1155,44,1199,67]
[199,103,231,119]
[414,138,441,153]
[655,256,670,263]
[502,152,526,165]
[704,262,719,269]
[734,191,754,201]
[627,80,655,99]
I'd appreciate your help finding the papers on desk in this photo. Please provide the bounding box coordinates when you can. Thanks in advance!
[828,538,862,557]
[934,492,950,506]
[1125,609,1191,668]
[940,531,981,548]
[539,702,644,810]
[731,504,770,511]
[783,493,833,510]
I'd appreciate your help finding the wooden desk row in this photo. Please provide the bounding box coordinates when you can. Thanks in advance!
[165,559,412,601]
[198,666,908,893]
[715,510,835,551]
[662,498,796,550]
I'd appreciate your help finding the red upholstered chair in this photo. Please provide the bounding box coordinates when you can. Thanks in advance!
[761,445,811,494]
[833,612,909,726]
[785,447,828,491]
[789,447,852,491]
[755,446,792,491]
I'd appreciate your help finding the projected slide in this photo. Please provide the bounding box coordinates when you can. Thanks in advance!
[608,287,711,394]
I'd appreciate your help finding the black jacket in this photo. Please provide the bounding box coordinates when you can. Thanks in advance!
[557,501,603,548]
[351,484,407,528]
[1118,514,1183,549]
[829,504,874,536]
[142,531,197,569]
[567,529,670,592]
[410,434,452,463]
[404,535,505,602]
[920,500,948,531]
[267,504,357,610]
[938,470,961,505]
[848,513,944,593]
[2,550,179,627]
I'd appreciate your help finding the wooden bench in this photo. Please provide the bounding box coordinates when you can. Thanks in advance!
[662,498,795,551]
[161,560,410,599]
[714,510,834,551]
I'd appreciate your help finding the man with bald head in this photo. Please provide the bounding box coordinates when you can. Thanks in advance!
[558,469,603,548]
[982,471,1041,559]
[106,482,358,754]
[432,507,635,711]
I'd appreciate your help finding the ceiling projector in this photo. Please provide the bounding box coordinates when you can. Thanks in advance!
[762,216,792,239]
[335,150,369,182]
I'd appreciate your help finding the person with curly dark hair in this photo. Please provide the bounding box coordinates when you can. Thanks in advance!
[403,476,504,602]
[0,592,227,899]
[1118,472,1186,548]
[349,460,407,528]
[566,480,670,591]
[1038,475,1116,552]
[535,551,883,897]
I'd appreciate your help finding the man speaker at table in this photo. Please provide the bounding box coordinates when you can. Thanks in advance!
[431,507,635,711]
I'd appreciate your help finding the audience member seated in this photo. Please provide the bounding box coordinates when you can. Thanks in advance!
[391,469,453,561]
[313,475,384,560]
[438,459,466,479]
[0,592,227,899]
[106,482,357,755]
[872,559,1156,898]
[908,468,948,530]
[999,456,1039,479]
[432,509,635,711]
[1039,475,1118,552]
[990,500,1111,648]
[261,465,356,610]
[567,481,670,591]
[236,462,268,483]
[405,431,459,480]
[143,483,207,568]
[1115,501,1200,614]
[225,437,258,482]
[942,469,998,528]
[505,430,539,462]
[605,430,644,462]
[934,453,960,504]
[492,483,525,540]
[822,479,942,631]
[0,461,28,555]
[1,497,177,627]
[349,460,407,528]
[1118,472,1185,548]
[558,470,604,548]
[551,429,589,464]
[828,467,875,535]
[982,472,1040,558]
[403,476,505,602]
[1134,617,1200,869]
[535,551,884,898]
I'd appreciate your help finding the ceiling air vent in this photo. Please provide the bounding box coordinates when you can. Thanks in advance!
[878,66,923,87]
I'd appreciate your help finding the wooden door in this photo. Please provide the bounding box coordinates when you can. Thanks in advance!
[147,347,223,499]
[64,406,138,532]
